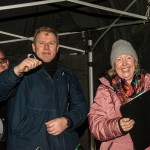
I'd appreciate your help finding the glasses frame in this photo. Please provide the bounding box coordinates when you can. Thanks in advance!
[0,58,8,65]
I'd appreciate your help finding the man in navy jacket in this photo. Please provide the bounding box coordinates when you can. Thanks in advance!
[0,27,88,150]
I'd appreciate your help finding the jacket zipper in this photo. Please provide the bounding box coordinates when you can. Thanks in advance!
[108,142,113,150]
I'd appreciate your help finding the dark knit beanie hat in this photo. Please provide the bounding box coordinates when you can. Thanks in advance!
[110,39,138,67]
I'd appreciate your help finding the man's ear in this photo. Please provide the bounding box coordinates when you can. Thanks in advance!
[56,45,59,53]
[32,43,36,53]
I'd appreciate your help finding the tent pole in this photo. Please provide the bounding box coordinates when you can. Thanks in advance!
[68,0,147,20]
[88,31,95,150]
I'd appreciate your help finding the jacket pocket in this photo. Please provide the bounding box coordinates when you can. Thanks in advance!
[14,107,46,136]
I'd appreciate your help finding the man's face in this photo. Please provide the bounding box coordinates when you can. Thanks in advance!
[0,52,9,73]
[32,31,59,62]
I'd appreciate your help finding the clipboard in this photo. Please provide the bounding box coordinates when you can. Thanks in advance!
[120,90,150,150]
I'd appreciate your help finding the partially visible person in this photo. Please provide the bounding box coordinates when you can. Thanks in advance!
[88,39,150,150]
[0,50,9,72]
[0,27,88,150]
[0,49,9,150]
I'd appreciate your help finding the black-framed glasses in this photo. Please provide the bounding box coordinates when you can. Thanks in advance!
[0,58,7,65]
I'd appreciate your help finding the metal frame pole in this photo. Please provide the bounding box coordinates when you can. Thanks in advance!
[88,31,95,150]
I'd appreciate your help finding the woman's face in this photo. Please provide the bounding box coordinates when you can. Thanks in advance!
[114,54,135,84]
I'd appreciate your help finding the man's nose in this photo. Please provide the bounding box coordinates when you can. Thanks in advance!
[44,43,49,50]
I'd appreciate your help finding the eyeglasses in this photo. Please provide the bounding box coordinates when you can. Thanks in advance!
[0,58,7,65]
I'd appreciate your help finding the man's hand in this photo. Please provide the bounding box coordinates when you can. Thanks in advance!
[14,57,42,76]
[45,117,68,136]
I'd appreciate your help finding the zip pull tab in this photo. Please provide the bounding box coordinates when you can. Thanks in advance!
[75,144,81,150]
[36,147,43,150]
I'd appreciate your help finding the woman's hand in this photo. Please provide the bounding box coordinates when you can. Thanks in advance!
[119,118,135,132]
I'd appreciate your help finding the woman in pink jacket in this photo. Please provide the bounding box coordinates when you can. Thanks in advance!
[88,39,150,150]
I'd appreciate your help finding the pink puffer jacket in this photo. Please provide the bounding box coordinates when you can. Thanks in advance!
[88,73,150,150]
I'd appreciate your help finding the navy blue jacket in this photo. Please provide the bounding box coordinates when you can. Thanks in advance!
[0,63,88,150]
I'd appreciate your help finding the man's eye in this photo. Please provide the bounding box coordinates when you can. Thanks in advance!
[49,42,55,45]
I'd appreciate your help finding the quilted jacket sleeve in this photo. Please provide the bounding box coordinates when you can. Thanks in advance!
[144,73,150,90]
[88,84,123,141]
